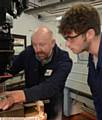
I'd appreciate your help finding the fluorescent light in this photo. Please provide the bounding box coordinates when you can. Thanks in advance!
[56,16,62,21]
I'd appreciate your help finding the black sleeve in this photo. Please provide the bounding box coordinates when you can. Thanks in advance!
[24,52,73,102]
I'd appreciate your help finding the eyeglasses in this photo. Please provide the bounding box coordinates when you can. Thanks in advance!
[63,33,82,40]
[63,30,88,40]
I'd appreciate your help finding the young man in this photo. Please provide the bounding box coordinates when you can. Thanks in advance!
[0,26,72,120]
[59,3,102,120]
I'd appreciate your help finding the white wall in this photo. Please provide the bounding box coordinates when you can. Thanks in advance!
[11,13,46,45]
[11,13,62,46]
[11,12,77,62]
[11,12,76,65]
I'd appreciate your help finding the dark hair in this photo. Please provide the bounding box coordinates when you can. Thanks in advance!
[59,3,101,37]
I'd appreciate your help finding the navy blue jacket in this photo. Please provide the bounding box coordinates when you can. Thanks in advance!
[9,44,72,119]
[88,38,102,120]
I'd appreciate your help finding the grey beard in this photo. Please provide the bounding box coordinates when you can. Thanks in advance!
[35,53,53,65]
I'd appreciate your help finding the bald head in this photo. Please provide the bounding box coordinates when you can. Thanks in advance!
[31,26,55,63]
[32,26,53,41]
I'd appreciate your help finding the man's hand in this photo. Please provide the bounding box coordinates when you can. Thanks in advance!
[0,90,26,110]
[0,95,15,110]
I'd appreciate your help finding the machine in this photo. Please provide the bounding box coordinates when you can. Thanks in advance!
[0,0,28,82]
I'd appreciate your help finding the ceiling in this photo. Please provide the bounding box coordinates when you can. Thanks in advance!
[24,0,102,21]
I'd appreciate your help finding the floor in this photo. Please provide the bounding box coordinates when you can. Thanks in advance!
[63,112,96,120]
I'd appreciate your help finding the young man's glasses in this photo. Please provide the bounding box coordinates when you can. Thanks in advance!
[63,33,82,40]
[63,30,89,40]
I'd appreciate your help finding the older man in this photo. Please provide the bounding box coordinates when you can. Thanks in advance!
[0,26,72,120]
